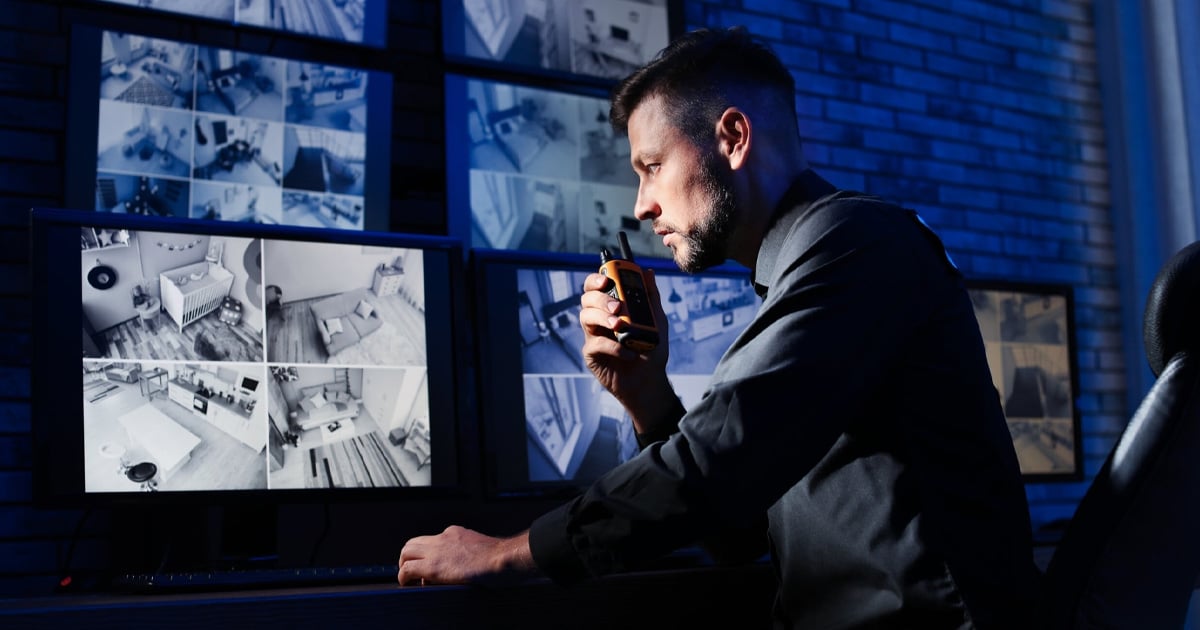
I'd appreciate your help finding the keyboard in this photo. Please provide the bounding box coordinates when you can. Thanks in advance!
[110,547,717,593]
[111,563,399,593]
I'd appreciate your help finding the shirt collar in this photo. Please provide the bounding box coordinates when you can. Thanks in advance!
[751,169,838,296]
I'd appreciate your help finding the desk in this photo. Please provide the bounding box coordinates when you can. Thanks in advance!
[0,563,774,629]
[139,367,168,400]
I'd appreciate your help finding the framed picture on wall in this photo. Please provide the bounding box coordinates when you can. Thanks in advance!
[967,280,1083,481]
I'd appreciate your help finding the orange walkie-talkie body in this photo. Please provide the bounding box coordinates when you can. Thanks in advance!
[599,231,659,353]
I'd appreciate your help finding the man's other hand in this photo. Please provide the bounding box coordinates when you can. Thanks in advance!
[397,526,538,586]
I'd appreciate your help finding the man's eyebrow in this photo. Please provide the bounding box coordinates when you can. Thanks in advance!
[632,149,662,168]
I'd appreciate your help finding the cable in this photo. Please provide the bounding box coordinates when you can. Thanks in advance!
[154,533,174,576]
[309,502,331,567]
[56,507,95,592]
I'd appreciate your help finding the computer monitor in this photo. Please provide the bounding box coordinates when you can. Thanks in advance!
[31,208,465,502]
[966,280,1082,480]
[446,72,670,259]
[443,0,678,82]
[471,249,759,497]
[66,25,393,231]
[89,0,389,47]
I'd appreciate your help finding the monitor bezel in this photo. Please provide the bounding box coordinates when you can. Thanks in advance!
[31,207,469,506]
[84,0,390,49]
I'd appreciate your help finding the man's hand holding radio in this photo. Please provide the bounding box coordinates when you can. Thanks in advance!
[579,269,681,439]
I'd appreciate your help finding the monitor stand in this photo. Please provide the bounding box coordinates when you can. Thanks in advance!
[211,503,278,568]
[109,503,279,575]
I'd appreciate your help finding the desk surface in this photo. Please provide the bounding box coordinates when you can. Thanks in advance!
[0,563,775,630]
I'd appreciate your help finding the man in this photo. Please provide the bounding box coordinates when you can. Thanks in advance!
[400,27,1041,628]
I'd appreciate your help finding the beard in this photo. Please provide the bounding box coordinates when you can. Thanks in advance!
[672,154,739,273]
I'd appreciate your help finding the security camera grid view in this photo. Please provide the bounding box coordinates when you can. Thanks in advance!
[517,266,759,483]
[80,225,433,493]
[95,30,371,230]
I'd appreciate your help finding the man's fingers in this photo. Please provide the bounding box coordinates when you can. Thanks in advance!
[397,558,426,586]
[582,333,623,357]
[399,536,430,563]
[580,288,621,314]
[583,272,613,292]
[399,553,448,586]
[583,333,641,363]
[579,304,622,334]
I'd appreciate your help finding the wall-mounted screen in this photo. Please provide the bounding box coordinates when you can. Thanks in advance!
[91,0,388,47]
[445,73,666,259]
[471,250,757,497]
[32,209,464,501]
[967,281,1082,480]
[68,26,392,231]
[443,0,675,82]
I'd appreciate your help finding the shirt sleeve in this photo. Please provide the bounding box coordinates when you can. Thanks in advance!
[634,395,687,450]
[529,198,956,584]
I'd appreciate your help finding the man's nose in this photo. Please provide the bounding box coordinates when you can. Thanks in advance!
[633,188,659,221]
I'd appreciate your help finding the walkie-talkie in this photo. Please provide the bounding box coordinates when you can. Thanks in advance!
[599,231,659,353]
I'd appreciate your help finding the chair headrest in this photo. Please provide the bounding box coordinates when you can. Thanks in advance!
[1144,241,1200,377]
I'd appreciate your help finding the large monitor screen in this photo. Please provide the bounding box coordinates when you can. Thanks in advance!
[472,250,758,496]
[32,209,463,501]
[967,281,1082,480]
[443,0,675,82]
[67,26,392,231]
[445,73,664,259]
[91,0,388,47]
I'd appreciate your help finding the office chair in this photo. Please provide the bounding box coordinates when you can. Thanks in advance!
[1039,241,1200,628]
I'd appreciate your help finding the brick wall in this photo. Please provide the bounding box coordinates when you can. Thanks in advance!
[684,0,1118,528]
[0,0,1119,597]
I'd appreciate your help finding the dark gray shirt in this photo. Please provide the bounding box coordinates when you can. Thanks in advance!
[530,170,1040,628]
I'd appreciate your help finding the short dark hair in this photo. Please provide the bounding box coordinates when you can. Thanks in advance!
[610,27,796,146]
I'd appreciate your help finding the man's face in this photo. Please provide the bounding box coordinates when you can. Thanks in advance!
[627,96,739,273]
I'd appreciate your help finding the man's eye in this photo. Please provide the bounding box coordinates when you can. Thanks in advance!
[646,163,661,174]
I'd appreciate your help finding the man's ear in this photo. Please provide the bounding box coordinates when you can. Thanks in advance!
[715,107,751,171]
